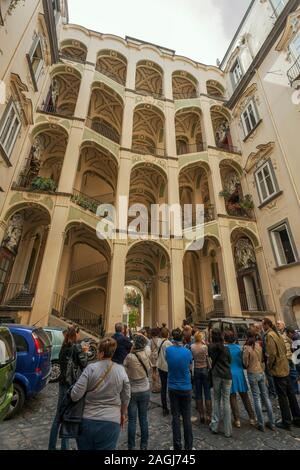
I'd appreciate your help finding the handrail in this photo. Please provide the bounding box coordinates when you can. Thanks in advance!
[131,143,166,158]
[69,261,108,286]
[135,88,165,101]
[0,283,36,307]
[86,117,120,144]
[72,189,114,215]
[173,91,198,100]
[95,65,126,86]
[177,142,207,155]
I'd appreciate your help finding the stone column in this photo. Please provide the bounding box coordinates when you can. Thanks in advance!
[170,239,186,329]
[165,102,177,157]
[115,151,132,231]
[218,221,242,316]
[201,99,216,148]
[58,121,85,194]
[0,220,7,244]
[30,202,69,326]
[163,69,173,101]
[74,64,95,119]
[121,95,135,149]
[208,155,226,215]
[126,59,137,90]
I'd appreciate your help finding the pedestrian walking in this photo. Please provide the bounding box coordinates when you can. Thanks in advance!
[71,338,131,450]
[124,334,151,450]
[112,323,132,365]
[157,327,172,417]
[208,329,232,438]
[224,330,256,428]
[166,328,194,451]
[150,328,161,393]
[48,326,88,451]
[243,330,275,432]
[191,331,212,425]
[263,318,300,430]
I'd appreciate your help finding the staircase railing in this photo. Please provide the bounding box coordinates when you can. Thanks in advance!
[0,283,36,307]
[69,261,108,286]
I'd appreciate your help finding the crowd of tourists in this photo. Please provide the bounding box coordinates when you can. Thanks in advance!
[48,318,300,451]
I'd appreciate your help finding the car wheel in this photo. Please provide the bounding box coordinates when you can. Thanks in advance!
[49,361,61,383]
[5,383,26,420]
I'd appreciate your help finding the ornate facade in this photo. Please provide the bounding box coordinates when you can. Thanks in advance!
[0,0,299,335]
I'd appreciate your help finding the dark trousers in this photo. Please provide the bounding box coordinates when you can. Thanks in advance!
[48,384,70,450]
[77,419,120,450]
[158,369,168,410]
[169,389,193,451]
[273,375,300,426]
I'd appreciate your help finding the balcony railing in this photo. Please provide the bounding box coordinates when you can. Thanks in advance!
[182,204,215,226]
[216,142,241,154]
[226,203,253,219]
[60,52,86,64]
[173,91,198,100]
[95,65,126,86]
[135,88,165,101]
[86,118,120,144]
[131,143,165,158]
[239,293,270,313]
[287,56,300,86]
[52,293,104,337]
[69,261,108,286]
[0,283,36,308]
[177,142,207,155]
[72,189,114,215]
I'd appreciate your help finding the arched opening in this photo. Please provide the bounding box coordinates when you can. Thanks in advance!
[179,163,215,225]
[96,49,127,85]
[125,242,171,327]
[175,107,204,155]
[123,285,144,329]
[60,39,87,62]
[42,67,81,117]
[87,84,124,144]
[135,60,164,99]
[129,164,168,235]
[172,71,198,100]
[231,230,265,313]
[14,125,68,191]
[72,144,118,213]
[220,161,253,218]
[132,104,165,157]
[293,297,300,328]
[52,224,111,337]
[0,205,51,309]
[206,80,225,98]
[211,105,236,153]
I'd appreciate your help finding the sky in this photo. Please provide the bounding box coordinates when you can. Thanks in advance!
[68,0,252,65]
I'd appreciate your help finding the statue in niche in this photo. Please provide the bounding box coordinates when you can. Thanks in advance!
[2,213,24,256]
[224,171,240,194]
[234,238,256,270]
[216,120,230,144]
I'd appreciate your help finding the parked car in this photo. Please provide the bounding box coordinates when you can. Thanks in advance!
[208,317,261,344]
[0,326,16,421]
[5,324,51,419]
[44,327,65,383]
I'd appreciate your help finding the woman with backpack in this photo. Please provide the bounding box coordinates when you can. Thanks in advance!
[124,334,151,450]
[71,337,131,450]
[48,326,88,450]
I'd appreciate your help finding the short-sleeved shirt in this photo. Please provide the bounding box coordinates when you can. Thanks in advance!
[166,345,193,391]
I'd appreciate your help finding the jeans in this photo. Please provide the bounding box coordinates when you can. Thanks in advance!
[194,368,211,401]
[273,375,300,426]
[265,364,277,399]
[77,419,120,450]
[248,372,275,428]
[289,361,299,395]
[158,369,168,410]
[128,390,150,450]
[210,376,232,438]
[169,389,193,450]
[48,384,70,450]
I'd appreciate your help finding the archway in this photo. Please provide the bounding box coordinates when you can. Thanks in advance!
[172,71,198,99]
[123,285,145,329]
[43,66,81,117]
[132,104,165,157]
[220,161,252,218]
[206,80,225,98]
[211,105,234,153]
[60,39,87,62]
[175,107,204,155]
[135,60,164,99]
[96,49,127,85]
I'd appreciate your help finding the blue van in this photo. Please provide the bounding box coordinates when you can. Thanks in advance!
[5,324,51,419]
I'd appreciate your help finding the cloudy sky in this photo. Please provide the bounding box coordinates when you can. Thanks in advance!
[68,0,252,65]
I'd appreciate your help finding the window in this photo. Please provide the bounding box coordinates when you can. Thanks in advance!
[0,101,21,158]
[0,330,15,365]
[270,222,298,267]
[270,0,286,17]
[231,60,243,88]
[12,333,29,353]
[27,35,44,90]
[255,161,278,203]
[241,100,259,136]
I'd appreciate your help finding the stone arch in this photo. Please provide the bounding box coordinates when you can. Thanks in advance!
[60,39,88,62]
[280,287,300,327]
[47,65,82,117]
[175,107,204,155]
[96,49,127,85]
[206,80,225,98]
[132,103,165,156]
[135,60,164,98]
[231,227,260,249]
[68,285,107,304]
[172,71,198,99]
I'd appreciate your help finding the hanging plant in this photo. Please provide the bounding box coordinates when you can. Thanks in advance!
[219,189,231,200]
[30,177,57,192]
[239,194,254,211]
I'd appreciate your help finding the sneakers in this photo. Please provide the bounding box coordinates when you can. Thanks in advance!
[275,421,292,431]
[233,420,241,428]
[266,422,276,431]
[255,424,265,432]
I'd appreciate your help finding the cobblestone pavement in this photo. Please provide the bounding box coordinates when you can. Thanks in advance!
[1,383,300,450]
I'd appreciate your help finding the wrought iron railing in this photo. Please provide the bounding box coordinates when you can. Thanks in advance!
[69,262,108,286]
[239,293,269,313]
[95,65,126,86]
[182,204,215,226]
[71,189,114,215]
[177,142,207,155]
[86,117,120,144]
[287,56,300,85]
[0,283,36,307]
[173,91,198,100]
[216,142,241,154]
[52,293,104,337]
[226,203,253,219]
[60,52,86,64]
[131,143,165,158]
[135,88,165,101]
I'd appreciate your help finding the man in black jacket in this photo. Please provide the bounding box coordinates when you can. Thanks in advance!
[112,323,132,365]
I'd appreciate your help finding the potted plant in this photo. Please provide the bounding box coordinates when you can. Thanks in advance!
[30,177,57,192]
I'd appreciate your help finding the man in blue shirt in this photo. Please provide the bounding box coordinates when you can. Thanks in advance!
[166,328,193,450]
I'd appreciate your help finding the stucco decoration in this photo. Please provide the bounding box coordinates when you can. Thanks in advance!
[131,154,167,172]
[276,10,300,54]
[232,83,258,118]
[179,152,209,169]
[10,73,33,125]
[1,213,24,255]
[234,238,257,270]
[96,49,127,87]
[245,142,275,173]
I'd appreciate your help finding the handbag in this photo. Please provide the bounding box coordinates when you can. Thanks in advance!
[65,344,82,387]
[208,348,222,389]
[59,362,114,439]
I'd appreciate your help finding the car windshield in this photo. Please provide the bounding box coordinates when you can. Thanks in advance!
[0,329,15,365]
